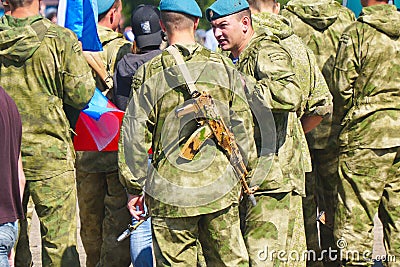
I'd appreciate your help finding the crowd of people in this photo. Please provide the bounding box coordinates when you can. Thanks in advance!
[0,0,399,266]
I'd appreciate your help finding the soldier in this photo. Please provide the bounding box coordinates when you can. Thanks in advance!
[74,0,132,266]
[333,0,400,265]
[113,4,163,266]
[249,0,332,128]
[0,0,95,266]
[281,0,356,259]
[249,2,333,264]
[206,0,308,266]
[119,0,257,265]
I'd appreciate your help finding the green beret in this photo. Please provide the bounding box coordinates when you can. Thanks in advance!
[206,0,250,22]
[159,0,203,18]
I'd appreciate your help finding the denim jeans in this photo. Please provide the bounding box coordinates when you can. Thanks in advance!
[130,204,153,267]
[0,221,18,267]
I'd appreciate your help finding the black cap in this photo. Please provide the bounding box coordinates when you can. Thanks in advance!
[131,5,162,49]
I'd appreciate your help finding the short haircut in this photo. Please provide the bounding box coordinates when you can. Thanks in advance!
[98,0,121,21]
[234,9,252,25]
[7,0,33,9]
[248,0,277,12]
[160,11,196,33]
[247,0,259,10]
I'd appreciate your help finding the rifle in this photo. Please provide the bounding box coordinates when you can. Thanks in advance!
[175,91,259,206]
[117,216,149,242]
[83,51,113,96]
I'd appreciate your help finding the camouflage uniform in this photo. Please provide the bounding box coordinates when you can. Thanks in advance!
[333,4,400,265]
[252,12,333,266]
[119,43,257,266]
[0,14,95,267]
[75,25,132,267]
[281,0,356,257]
[234,29,307,267]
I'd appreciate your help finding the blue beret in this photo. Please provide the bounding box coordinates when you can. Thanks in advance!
[159,0,202,18]
[98,0,115,15]
[206,0,249,22]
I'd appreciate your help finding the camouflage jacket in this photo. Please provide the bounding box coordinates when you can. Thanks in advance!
[75,26,132,173]
[281,0,355,149]
[334,4,400,152]
[95,25,132,94]
[234,29,305,195]
[119,43,257,217]
[0,15,95,180]
[252,12,332,173]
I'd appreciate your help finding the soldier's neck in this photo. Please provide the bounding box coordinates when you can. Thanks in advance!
[11,4,39,18]
[363,0,389,6]
[167,31,196,46]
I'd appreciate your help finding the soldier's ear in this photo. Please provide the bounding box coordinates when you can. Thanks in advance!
[241,15,251,33]
[273,2,280,14]
[159,20,167,33]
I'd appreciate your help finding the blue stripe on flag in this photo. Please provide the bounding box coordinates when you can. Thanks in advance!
[58,0,102,51]
[83,88,122,120]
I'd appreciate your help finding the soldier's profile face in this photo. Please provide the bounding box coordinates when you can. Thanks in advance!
[211,15,244,52]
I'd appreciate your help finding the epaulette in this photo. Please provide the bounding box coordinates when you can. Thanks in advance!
[339,33,350,45]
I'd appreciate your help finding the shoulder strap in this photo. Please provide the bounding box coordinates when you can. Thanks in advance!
[30,19,50,42]
[166,45,198,95]
[83,51,114,91]
[105,39,120,72]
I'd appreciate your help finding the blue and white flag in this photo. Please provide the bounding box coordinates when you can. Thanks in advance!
[57,0,103,51]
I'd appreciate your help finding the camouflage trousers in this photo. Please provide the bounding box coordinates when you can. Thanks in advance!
[15,170,80,267]
[151,204,249,266]
[303,148,340,267]
[241,191,307,267]
[335,148,400,266]
[76,170,131,267]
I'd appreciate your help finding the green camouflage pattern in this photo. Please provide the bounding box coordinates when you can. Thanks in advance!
[95,25,132,94]
[235,29,307,267]
[333,6,400,264]
[336,148,400,265]
[252,12,332,176]
[235,30,301,113]
[252,12,332,120]
[234,29,305,195]
[334,4,400,152]
[281,0,355,149]
[251,12,333,263]
[75,26,132,173]
[281,2,355,260]
[241,192,307,267]
[119,43,257,217]
[76,170,131,267]
[74,27,132,267]
[152,204,249,266]
[24,171,80,267]
[0,15,95,180]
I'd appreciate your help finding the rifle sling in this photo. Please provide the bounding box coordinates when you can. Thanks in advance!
[166,45,198,95]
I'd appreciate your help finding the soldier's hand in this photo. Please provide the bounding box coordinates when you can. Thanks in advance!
[127,194,145,220]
